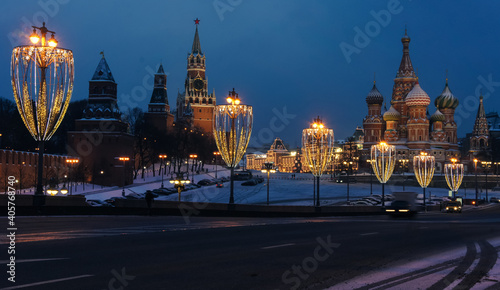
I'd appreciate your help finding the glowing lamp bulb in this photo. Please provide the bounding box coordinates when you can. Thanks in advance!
[226,97,233,103]
[235,99,240,105]
[48,34,57,47]
[319,124,324,129]
[313,123,318,128]
[30,30,40,44]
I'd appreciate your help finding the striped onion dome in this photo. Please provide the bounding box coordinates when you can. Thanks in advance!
[435,82,459,109]
[383,105,401,121]
[366,83,384,105]
[405,82,431,107]
[430,108,445,122]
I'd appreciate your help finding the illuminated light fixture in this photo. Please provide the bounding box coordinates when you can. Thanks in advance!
[371,141,396,207]
[444,158,464,199]
[60,187,68,195]
[413,151,435,211]
[12,21,74,206]
[302,116,334,207]
[213,88,253,205]
[170,173,190,201]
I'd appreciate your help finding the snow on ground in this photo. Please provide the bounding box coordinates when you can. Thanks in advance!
[12,166,500,206]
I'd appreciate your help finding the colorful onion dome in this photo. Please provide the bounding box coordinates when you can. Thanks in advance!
[383,105,401,121]
[435,81,459,109]
[405,81,430,107]
[430,108,445,122]
[366,83,384,105]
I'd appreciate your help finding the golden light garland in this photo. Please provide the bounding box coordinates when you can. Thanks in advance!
[301,118,334,177]
[11,44,74,141]
[444,158,464,198]
[213,89,252,204]
[413,152,435,189]
[370,142,396,184]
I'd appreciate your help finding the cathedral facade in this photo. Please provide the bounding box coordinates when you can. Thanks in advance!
[362,31,460,172]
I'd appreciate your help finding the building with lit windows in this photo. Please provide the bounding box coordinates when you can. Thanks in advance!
[246,138,304,173]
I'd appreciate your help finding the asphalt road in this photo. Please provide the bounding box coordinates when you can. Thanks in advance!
[2,204,500,290]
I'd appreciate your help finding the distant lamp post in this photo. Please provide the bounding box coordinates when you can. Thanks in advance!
[371,141,396,208]
[494,161,500,188]
[12,22,74,206]
[444,158,464,199]
[213,88,253,205]
[189,154,198,183]
[474,158,479,202]
[481,161,491,202]
[367,159,374,195]
[159,154,168,188]
[261,162,276,205]
[169,173,190,202]
[413,152,435,211]
[118,157,130,196]
[213,151,221,179]
[65,158,79,195]
[302,117,334,207]
[60,186,68,195]
[46,187,59,196]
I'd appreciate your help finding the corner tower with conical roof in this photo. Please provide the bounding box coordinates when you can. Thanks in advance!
[391,29,418,139]
[177,18,216,133]
[435,78,459,149]
[144,64,174,133]
[68,53,134,187]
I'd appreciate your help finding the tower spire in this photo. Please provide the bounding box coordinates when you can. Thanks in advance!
[397,28,416,78]
[191,18,202,55]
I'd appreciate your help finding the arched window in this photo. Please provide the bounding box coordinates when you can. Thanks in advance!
[202,98,207,104]
[208,98,213,104]
[480,139,485,148]
[195,98,200,104]
[189,97,193,103]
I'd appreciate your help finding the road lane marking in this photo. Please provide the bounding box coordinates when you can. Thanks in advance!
[261,243,295,250]
[360,232,379,236]
[0,258,68,264]
[2,274,94,290]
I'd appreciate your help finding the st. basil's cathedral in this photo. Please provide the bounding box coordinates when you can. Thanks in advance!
[362,30,460,173]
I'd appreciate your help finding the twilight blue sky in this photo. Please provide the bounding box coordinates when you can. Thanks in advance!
[1,0,500,149]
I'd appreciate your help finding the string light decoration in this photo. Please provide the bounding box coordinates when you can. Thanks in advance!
[213,88,253,204]
[444,158,464,199]
[11,22,74,203]
[371,141,396,207]
[413,152,435,210]
[302,117,334,207]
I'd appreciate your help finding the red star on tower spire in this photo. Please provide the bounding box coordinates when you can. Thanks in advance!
[194,18,200,25]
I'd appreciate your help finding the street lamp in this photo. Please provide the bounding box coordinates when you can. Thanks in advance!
[169,173,190,202]
[118,157,130,196]
[213,151,221,180]
[494,161,500,188]
[261,162,276,205]
[399,158,409,191]
[371,141,396,208]
[413,152,435,211]
[65,158,79,195]
[46,187,59,196]
[213,88,253,205]
[474,158,479,202]
[367,159,374,195]
[444,158,464,200]
[189,154,198,183]
[302,117,334,207]
[481,161,491,202]
[159,154,167,188]
[12,22,74,206]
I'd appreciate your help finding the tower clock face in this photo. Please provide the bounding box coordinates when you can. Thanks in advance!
[193,78,204,91]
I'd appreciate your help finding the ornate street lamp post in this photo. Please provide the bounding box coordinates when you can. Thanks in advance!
[213,88,253,205]
[413,152,435,211]
[118,157,130,196]
[444,158,464,200]
[159,154,167,188]
[474,158,479,202]
[371,141,396,208]
[213,151,221,180]
[189,154,198,183]
[481,161,491,202]
[65,158,79,195]
[169,173,190,202]
[302,117,334,207]
[11,22,74,205]
[367,159,374,195]
[261,162,276,205]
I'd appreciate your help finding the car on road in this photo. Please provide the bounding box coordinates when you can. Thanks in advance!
[198,179,215,186]
[152,188,174,195]
[445,201,462,213]
[334,176,357,183]
[241,179,258,186]
[86,199,113,207]
[385,200,417,216]
[490,197,499,203]
[216,182,224,188]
